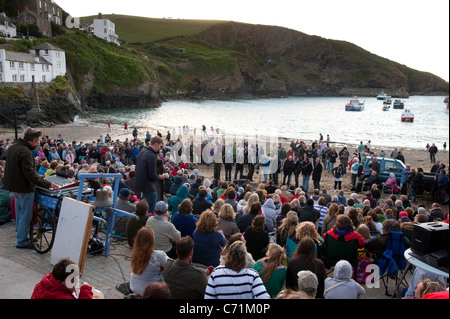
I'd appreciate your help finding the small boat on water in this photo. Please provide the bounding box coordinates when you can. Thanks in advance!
[401,109,414,122]
[345,97,365,111]
[377,92,388,100]
[393,99,405,109]
[382,105,390,111]
[384,96,392,104]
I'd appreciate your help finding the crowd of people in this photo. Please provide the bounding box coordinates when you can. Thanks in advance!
[0,127,448,300]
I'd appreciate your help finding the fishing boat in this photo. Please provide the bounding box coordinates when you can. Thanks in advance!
[393,99,405,109]
[384,96,392,104]
[345,96,365,111]
[377,92,388,100]
[401,109,414,122]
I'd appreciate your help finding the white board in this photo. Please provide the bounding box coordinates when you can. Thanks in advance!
[50,197,94,273]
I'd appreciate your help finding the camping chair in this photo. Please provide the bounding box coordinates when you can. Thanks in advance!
[376,231,409,296]
[322,234,359,271]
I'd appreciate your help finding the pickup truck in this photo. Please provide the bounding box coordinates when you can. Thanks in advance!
[359,157,436,194]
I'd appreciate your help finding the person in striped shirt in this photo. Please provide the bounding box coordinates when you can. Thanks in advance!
[204,241,270,299]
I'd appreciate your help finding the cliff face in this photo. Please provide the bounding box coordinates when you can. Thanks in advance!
[0,77,84,128]
[190,22,448,98]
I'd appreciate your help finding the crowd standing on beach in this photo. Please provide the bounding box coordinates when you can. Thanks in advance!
[0,125,448,300]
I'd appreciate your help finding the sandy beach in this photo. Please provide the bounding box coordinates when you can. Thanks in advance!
[1,121,449,211]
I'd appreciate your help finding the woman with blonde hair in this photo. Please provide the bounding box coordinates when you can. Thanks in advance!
[252,243,287,298]
[290,198,301,214]
[217,203,239,239]
[242,193,260,215]
[294,221,324,258]
[192,210,227,267]
[220,233,255,267]
[130,226,168,296]
[211,198,225,216]
[321,203,339,236]
[415,279,442,299]
[275,211,299,247]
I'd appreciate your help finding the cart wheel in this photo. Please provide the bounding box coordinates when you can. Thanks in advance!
[30,207,56,254]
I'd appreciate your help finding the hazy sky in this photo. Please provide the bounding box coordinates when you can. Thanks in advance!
[55,0,449,82]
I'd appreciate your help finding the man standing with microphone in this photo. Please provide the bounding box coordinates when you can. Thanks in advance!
[135,136,164,214]
[3,128,59,249]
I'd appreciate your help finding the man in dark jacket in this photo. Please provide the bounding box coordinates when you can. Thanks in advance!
[298,199,320,224]
[312,158,323,190]
[135,136,164,214]
[192,188,213,215]
[428,143,438,163]
[3,128,59,248]
[282,155,294,186]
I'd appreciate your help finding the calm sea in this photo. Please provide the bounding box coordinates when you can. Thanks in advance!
[75,95,449,150]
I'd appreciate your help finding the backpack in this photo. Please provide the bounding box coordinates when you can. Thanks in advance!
[0,189,12,225]
[356,258,373,284]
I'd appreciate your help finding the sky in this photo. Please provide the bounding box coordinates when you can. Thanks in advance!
[55,0,449,82]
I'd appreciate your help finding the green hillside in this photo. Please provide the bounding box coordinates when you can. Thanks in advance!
[81,14,223,43]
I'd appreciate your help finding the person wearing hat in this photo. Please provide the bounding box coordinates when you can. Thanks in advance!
[297,270,319,299]
[3,127,59,249]
[297,198,320,225]
[114,188,136,238]
[146,201,181,259]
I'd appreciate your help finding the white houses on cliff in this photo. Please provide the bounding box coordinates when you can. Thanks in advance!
[0,43,66,83]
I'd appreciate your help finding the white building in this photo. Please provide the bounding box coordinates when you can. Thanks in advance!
[0,12,17,38]
[0,43,66,83]
[93,18,120,46]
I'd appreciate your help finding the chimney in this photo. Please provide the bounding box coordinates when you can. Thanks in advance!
[98,13,103,19]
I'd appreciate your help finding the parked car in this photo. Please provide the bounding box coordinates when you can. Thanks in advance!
[360,157,436,194]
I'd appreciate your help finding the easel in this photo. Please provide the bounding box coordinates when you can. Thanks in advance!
[77,173,138,256]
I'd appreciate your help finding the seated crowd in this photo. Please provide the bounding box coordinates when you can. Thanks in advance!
[3,132,448,300]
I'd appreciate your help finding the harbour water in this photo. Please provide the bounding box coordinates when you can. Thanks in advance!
[75,95,449,150]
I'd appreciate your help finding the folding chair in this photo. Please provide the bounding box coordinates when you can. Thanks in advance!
[322,234,359,271]
[377,231,409,296]
[382,183,394,196]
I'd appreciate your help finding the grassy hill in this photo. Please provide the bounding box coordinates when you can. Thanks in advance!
[80,14,223,43]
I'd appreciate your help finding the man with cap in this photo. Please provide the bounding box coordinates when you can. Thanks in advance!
[114,188,136,238]
[146,201,181,258]
[297,270,319,299]
[298,198,321,225]
[3,127,59,248]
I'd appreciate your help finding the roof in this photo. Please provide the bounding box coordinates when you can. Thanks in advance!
[5,51,51,65]
[30,43,64,52]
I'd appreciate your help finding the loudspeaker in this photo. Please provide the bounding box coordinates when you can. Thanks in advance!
[411,222,449,255]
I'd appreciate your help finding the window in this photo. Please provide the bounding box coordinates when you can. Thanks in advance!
[31,64,35,71]
[9,61,15,69]
[42,75,46,82]
[19,62,24,70]
[20,75,25,82]
[12,74,18,82]
[57,61,61,68]
[385,160,404,173]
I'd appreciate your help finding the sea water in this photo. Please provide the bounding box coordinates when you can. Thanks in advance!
[75,95,449,150]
